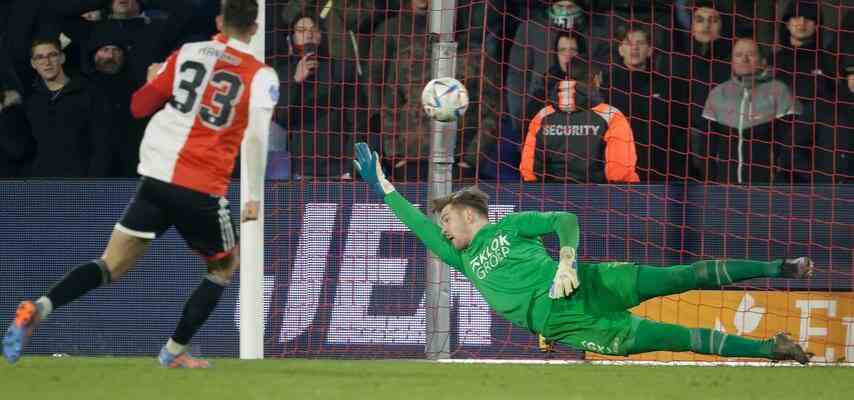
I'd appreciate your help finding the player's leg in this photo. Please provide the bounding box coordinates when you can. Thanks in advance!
[4,179,165,364]
[159,193,238,368]
[547,311,812,364]
[623,318,812,364]
[160,250,238,368]
[635,258,814,302]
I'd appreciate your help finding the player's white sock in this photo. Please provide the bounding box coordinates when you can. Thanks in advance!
[165,338,187,355]
[35,296,53,320]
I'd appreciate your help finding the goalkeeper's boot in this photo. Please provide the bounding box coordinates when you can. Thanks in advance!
[158,346,211,368]
[538,335,555,353]
[780,257,814,279]
[3,301,41,364]
[770,332,813,365]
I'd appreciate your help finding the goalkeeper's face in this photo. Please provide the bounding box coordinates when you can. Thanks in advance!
[439,205,476,250]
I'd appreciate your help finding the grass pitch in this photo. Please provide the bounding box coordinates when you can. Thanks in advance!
[1,357,852,400]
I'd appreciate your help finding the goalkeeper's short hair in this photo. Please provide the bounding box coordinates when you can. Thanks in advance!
[432,186,489,218]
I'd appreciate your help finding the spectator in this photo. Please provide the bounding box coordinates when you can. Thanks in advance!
[279,0,378,65]
[506,0,612,137]
[25,37,113,178]
[520,58,639,184]
[607,1,674,53]
[674,1,777,46]
[604,24,674,182]
[276,13,363,180]
[3,0,63,98]
[812,63,853,183]
[0,34,22,94]
[658,0,731,181]
[774,1,837,108]
[72,0,194,87]
[367,0,500,181]
[701,37,802,185]
[82,28,143,177]
[0,65,34,179]
[525,31,586,123]
[2,1,124,97]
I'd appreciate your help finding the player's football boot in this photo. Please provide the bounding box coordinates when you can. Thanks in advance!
[3,301,41,364]
[770,332,813,365]
[158,346,211,368]
[538,335,555,353]
[780,257,814,279]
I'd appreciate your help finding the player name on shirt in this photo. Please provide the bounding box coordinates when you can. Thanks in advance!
[198,46,242,66]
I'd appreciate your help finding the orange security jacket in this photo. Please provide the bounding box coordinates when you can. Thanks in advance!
[520,80,639,183]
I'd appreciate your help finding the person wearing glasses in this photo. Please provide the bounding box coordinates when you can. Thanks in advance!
[24,37,113,178]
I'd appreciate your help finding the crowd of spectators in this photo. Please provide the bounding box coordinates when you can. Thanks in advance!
[1,0,852,185]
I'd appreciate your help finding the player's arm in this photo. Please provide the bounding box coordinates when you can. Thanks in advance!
[241,67,280,222]
[506,211,580,298]
[507,211,579,250]
[353,143,464,270]
[130,50,179,118]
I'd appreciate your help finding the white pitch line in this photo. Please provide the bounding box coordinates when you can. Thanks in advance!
[436,359,854,368]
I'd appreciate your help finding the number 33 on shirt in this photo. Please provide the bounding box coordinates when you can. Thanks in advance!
[131,34,280,199]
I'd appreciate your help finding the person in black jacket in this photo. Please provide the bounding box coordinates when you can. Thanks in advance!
[25,37,112,177]
[0,59,34,178]
[812,64,853,184]
[275,13,363,179]
[82,26,144,177]
[656,1,731,182]
[605,24,675,182]
[58,0,194,88]
[773,1,837,115]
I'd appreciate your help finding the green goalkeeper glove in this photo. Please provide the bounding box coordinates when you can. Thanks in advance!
[353,142,395,197]
[548,247,579,299]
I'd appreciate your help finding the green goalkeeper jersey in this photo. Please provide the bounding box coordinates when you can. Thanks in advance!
[384,191,579,334]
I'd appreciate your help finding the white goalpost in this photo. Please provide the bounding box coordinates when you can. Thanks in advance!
[239,0,267,360]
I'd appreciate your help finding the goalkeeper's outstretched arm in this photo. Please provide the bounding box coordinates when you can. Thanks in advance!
[504,211,581,298]
[505,211,579,250]
[353,143,464,270]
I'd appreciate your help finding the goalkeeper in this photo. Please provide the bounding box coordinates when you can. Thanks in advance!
[353,143,814,364]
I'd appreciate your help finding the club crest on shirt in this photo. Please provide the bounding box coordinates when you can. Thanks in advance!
[269,85,280,103]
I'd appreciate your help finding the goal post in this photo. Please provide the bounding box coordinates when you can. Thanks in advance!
[425,0,458,361]
[239,0,267,361]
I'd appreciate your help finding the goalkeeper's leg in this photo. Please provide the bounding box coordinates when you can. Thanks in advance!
[624,319,812,364]
[636,258,813,302]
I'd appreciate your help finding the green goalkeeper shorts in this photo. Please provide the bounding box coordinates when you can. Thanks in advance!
[540,261,643,356]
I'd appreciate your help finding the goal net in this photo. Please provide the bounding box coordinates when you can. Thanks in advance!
[262,0,854,363]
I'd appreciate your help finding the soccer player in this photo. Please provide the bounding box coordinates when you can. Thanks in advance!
[352,142,814,364]
[3,0,278,368]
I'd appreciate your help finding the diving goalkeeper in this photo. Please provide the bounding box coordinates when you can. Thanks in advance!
[353,143,813,364]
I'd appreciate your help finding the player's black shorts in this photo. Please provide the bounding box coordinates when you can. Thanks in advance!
[117,177,238,261]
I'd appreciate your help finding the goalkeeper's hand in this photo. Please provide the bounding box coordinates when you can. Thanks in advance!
[549,247,579,299]
[353,142,395,197]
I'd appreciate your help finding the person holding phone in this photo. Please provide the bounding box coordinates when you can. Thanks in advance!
[275,13,363,180]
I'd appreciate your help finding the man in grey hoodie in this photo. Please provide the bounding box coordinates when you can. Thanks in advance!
[700,37,802,185]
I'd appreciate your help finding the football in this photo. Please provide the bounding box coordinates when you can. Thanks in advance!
[421,77,469,122]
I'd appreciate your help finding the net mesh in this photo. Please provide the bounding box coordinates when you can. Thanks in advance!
[265,0,853,362]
